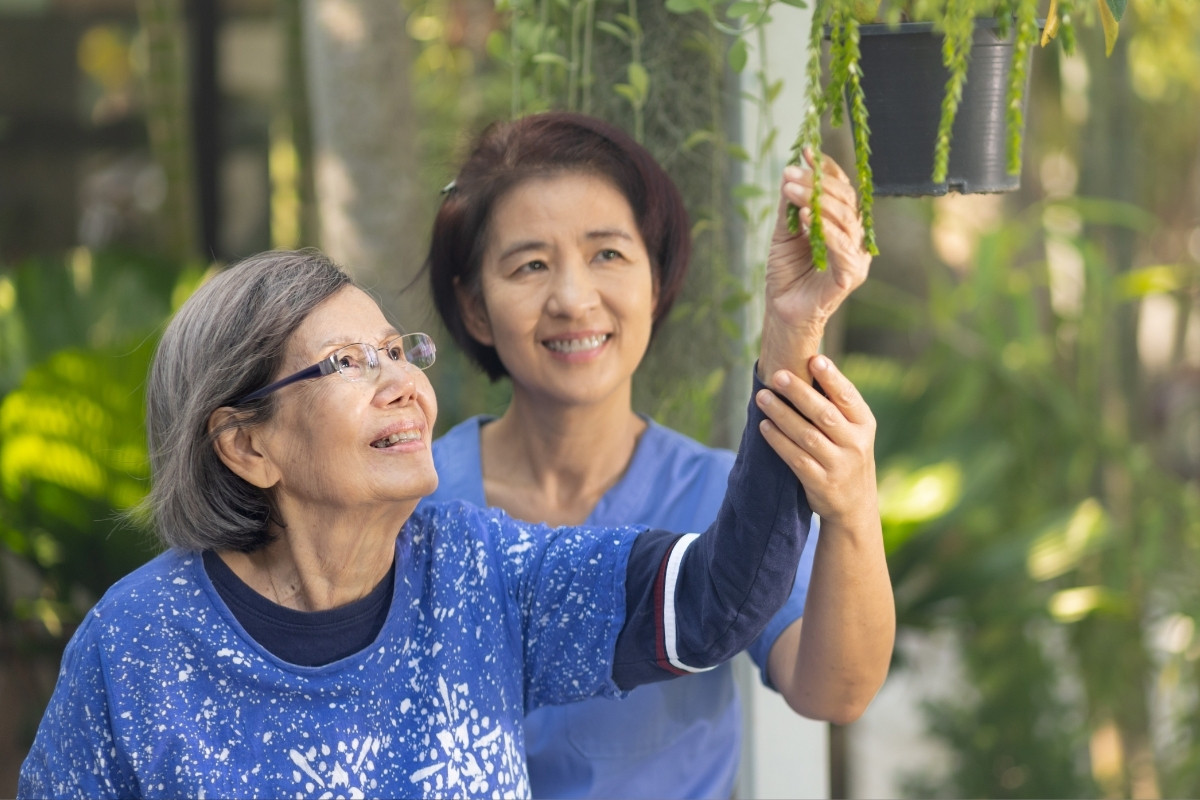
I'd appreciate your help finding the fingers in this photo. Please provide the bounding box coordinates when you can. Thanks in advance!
[757,356,872,440]
[780,156,865,252]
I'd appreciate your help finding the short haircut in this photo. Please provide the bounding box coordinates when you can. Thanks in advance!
[142,249,353,552]
[426,112,692,381]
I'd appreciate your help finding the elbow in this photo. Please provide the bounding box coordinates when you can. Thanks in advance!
[782,671,889,725]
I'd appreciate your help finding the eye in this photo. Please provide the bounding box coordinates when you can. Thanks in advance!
[515,259,548,275]
[383,342,405,362]
[595,248,624,263]
[334,347,367,375]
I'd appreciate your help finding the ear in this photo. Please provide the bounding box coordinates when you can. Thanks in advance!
[208,407,281,490]
[453,277,495,347]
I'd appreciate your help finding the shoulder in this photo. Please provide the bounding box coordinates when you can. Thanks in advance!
[431,415,485,457]
[90,549,196,613]
[639,418,735,482]
[425,416,488,507]
[60,550,202,660]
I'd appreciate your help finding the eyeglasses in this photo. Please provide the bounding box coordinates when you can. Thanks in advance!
[232,332,436,406]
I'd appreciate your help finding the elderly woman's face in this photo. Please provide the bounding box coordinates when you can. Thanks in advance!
[253,286,438,512]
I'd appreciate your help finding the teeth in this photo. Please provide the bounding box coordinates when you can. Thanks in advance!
[545,334,609,353]
[372,430,420,448]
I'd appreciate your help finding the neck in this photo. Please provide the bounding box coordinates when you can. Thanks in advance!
[480,386,646,526]
[218,502,412,611]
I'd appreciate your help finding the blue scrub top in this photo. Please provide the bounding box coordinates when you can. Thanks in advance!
[422,415,817,799]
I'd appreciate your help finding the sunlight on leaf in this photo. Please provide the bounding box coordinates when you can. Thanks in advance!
[1027,498,1109,581]
[1049,585,1124,623]
[878,461,964,525]
[1115,263,1199,299]
[1098,0,1120,55]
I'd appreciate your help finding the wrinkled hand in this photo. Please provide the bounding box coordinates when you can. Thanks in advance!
[755,356,878,528]
[758,150,871,383]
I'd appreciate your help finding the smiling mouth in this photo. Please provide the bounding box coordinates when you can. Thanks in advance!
[371,430,421,448]
[544,334,611,353]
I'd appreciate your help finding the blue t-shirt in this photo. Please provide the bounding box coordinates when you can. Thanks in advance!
[19,506,637,799]
[422,416,816,799]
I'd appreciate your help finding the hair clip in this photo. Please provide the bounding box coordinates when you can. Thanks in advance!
[440,180,457,196]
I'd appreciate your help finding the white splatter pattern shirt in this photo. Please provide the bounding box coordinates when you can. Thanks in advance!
[19,501,636,799]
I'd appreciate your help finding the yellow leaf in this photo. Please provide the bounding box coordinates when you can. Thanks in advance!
[1097,0,1119,56]
[1041,0,1060,47]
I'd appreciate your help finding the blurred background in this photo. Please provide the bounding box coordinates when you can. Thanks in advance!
[1,1,1198,797]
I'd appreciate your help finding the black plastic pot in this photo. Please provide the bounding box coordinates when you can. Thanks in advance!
[853,19,1032,196]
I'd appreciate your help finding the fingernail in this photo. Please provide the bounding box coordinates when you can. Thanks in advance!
[812,355,829,371]
[757,389,773,406]
[775,371,791,387]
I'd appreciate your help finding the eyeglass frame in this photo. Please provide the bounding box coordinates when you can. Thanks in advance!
[230,332,436,406]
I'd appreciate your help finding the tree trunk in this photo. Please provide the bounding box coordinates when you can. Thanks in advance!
[302,0,429,330]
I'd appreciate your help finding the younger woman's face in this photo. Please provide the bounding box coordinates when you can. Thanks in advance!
[464,172,658,410]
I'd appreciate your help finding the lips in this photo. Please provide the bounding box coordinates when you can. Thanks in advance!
[543,333,611,353]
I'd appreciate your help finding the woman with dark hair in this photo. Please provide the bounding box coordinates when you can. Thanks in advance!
[423,112,894,798]
[20,243,864,799]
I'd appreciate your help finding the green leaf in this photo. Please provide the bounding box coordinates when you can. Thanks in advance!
[725,143,751,161]
[682,129,716,150]
[665,0,701,14]
[777,0,808,7]
[1115,264,1199,299]
[484,30,508,61]
[595,21,631,44]
[1097,0,1120,55]
[726,1,761,18]
[1105,0,1127,20]
[531,52,570,67]
[614,84,643,107]
[765,78,784,103]
[727,38,749,73]
[614,13,643,37]
[627,62,649,97]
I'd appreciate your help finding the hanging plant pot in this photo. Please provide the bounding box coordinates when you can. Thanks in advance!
[855,18,1033,197]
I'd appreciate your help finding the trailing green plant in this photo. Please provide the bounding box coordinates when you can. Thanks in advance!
[790,0,1129,269]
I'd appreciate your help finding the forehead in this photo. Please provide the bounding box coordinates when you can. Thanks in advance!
[492,172,636,229]
[289,286,397,351]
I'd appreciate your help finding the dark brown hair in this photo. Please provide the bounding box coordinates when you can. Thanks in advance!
[426,112,691,381]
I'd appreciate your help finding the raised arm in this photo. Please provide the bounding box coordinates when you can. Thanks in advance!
[752,151,895,721]
[758,149,871,384]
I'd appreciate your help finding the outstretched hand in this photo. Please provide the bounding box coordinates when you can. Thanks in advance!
[758,150,871,384]
[755,355,878,529]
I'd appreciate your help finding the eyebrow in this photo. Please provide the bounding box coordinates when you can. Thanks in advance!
[316,328,402,350]
[496,229,635,261]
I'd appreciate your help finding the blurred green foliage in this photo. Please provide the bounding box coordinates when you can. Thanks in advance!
[845,197,1200,796]
[0,250,205,636]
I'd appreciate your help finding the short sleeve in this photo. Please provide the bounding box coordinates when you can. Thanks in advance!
[745,516,820,687]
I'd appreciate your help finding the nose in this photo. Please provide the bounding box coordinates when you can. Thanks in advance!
[373,355,419,406]
[546,257,600,318]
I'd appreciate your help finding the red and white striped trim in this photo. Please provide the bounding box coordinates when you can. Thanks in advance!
[656,532,717,675]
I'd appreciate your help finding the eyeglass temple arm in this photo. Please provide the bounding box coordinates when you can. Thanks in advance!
[234,361,334,405]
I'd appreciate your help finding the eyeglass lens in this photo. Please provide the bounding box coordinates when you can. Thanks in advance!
[333,333,435,380]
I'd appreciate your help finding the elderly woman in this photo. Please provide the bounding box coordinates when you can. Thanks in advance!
[18,240,872,798]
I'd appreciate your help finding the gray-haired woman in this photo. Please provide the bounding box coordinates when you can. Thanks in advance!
[19,243,876,799]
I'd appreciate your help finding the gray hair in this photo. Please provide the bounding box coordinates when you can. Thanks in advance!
[142,249,354,552]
